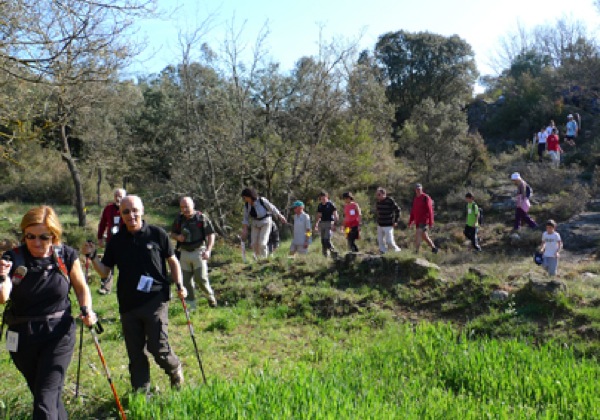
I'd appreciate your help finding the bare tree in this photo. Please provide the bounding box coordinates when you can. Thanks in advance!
[0,0,155,226]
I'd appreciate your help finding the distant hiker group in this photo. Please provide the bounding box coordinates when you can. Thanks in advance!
[533,113,580,166]
[241,184,440,258]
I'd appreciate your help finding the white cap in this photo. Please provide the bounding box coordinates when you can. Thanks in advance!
[511,172,521,180]
[567,114,573,118]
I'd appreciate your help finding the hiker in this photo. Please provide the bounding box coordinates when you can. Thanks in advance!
[96,188,126,294]
[241,187,287,259]
[83,195,188,392]
[463,192,482,251]
[289,201,312,256]
[511,172,537,230]
[545,120,556,137]
[170,197,217,310]
[539,219,562,277]
[342,191,361,252]
[536,126,547,162]
[546,128,562,168]
[565,114,578,146]
[408,183,438,254]
[375,187,401,254]
[0,206,97,419]
[314,191,338,257]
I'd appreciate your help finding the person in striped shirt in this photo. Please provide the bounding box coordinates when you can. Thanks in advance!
[375,187,401,254]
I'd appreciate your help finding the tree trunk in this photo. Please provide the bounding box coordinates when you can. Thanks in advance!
[60,123,86,227]
[96,167,102,206]
[62,152,86,227]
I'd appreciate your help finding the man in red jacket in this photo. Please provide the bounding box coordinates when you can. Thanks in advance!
[96,188,126,294]
[408,183,438,254]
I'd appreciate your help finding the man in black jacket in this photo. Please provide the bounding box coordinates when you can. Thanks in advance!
[84,195,188,393]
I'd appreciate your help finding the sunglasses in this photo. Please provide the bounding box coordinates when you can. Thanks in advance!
[24,233,53,241]
[121,208,141,215]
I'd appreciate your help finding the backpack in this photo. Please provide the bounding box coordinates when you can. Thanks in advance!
[5,245,70,283]
[245,197,272,220]
[477,207,484,226]
[525,184,533,198]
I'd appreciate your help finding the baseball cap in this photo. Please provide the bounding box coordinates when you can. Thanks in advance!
[415,183,423,189]
[510,172,521,180]
[567,114,573,118]
[292,200,304,208]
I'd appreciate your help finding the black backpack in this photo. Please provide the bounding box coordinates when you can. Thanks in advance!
[525,184,533,198]
[245,197,272,220]
[477,206,484,226]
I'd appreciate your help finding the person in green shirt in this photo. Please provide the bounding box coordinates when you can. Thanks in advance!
[463,192,481,252]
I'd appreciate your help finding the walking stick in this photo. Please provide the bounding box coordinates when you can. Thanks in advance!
[177,284,207,384]
[238,235,247,263]
[81,306,127,420]
[74,257,90,398]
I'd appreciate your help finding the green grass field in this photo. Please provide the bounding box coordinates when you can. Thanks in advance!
[1,201,600,419]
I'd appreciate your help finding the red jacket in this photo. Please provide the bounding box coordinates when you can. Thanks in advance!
[98,203,122,242]
[546,134,560,152]
[409,193,434,227]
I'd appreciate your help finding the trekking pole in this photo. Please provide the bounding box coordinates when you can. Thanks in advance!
[176,284,207,384]
[81,306,127,420]
[75,256,90,398]
[237,235,247,263]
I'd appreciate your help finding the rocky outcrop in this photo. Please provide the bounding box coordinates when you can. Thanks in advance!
[335,253,441,286]
[555,199,600,252]
[523,278,567,298]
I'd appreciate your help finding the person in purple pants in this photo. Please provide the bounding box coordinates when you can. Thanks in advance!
[511,172,537,230]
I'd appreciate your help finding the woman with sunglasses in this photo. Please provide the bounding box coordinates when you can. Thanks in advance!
[0,206,96,420]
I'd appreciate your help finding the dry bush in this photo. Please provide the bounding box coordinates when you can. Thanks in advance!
[545,185,591,221]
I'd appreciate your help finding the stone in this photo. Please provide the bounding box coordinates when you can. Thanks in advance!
[404,257,441,280]
[490,290,510,301]
[527,278,567,298]
[468,267,488,279]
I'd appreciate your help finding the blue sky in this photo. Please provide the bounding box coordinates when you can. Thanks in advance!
[128,0,600,80]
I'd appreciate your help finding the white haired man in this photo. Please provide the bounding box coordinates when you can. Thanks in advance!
[84,195,188,392]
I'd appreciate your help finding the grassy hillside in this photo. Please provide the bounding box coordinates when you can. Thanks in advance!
[1,201,600,418]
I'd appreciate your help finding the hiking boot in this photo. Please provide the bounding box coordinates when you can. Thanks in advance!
[170,366,184,390]
[208,296,217,308]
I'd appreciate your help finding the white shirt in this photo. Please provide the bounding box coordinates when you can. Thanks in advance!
[542,231,562,257]
[292,212,311,245]
[537,131,547,144]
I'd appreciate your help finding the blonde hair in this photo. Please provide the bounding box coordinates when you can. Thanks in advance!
[20,206,63,245]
